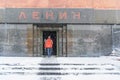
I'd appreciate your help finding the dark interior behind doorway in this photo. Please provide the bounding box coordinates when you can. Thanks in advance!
[43,31,57,56]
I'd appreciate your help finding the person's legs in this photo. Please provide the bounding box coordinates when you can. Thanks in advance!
[47,48,50,57]
[49,48,52,56]
[47,48,52,57]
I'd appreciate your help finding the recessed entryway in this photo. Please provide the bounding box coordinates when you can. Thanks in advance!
[32,24,67,57]
[43,31,57,56]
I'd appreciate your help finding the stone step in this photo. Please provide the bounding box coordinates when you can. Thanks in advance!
[0,63,120,75]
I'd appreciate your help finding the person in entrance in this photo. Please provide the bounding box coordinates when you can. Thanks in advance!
[44,36,53,57]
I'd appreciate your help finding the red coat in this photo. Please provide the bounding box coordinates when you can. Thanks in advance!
[44,38,53,48]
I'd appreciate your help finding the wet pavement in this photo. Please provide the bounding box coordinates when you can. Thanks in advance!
[0,57,120,80]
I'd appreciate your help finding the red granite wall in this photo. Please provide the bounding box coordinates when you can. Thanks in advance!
[0,0,119,9]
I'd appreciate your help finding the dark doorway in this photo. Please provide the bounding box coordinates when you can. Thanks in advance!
[43,31,57,56]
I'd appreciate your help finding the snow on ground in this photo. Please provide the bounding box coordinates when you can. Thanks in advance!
[0,56,120,80]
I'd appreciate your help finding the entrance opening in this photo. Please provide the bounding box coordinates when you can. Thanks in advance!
[43,31,57,56]
[32,24,67,57]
